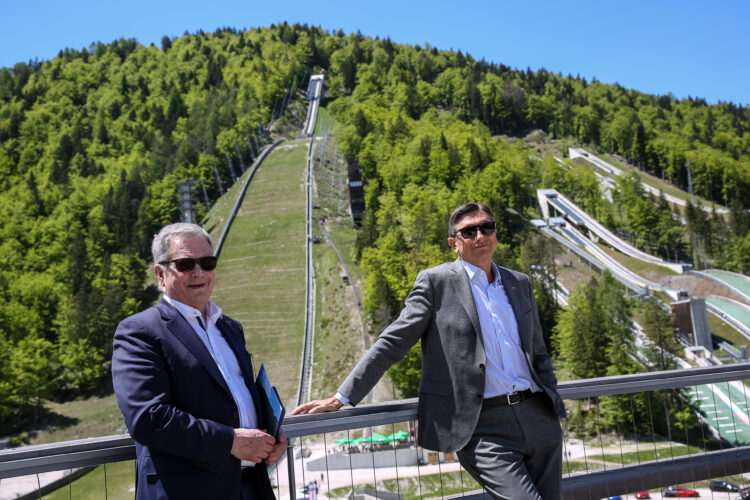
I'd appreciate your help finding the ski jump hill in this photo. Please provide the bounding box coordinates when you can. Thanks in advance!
[537,189,690,274]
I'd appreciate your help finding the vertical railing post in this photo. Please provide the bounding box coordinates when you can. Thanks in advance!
[287,440,296,500]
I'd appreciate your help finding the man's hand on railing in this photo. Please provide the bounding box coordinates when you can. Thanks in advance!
[291,397,343,415]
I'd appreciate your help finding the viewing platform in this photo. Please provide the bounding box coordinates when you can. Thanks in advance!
[4,365,750,500]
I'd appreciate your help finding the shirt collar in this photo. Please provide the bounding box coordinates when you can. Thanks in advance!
[459,259,501,286]
[163,295,223,325]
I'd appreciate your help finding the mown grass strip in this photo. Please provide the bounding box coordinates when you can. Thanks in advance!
[211,140,309,408]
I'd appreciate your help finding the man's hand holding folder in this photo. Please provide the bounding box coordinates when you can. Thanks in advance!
[235,364,287,467]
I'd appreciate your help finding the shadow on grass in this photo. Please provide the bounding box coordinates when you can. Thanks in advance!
[2,408,80,445]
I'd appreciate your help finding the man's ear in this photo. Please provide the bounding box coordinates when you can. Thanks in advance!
[154,264,165,286]
[447,237,457,252]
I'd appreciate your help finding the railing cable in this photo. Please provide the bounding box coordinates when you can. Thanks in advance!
[592,398,608,499]
[645,392,659,478]
[436,449,444,499]
[347,428,355,500]
[322,433,331,499]
[368,426,377,500]
[676,387,697,489]
[628,393,645,492]
[389,423,402,500]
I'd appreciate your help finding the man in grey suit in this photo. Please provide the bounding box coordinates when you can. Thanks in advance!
[293,203,565,499]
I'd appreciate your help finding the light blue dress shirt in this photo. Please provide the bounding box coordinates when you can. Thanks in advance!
[164,295,258,430]
[460,259,540,397]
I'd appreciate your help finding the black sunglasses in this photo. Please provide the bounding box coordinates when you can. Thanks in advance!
[159,256,218,272]
[455,221,496,239]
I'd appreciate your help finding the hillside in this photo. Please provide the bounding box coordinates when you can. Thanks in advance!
[211,140,309,409]
[1,23,749,434]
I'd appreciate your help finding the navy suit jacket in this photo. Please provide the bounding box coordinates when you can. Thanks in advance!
[112,299,274,500]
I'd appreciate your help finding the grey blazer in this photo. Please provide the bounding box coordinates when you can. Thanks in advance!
[338,259,565,452]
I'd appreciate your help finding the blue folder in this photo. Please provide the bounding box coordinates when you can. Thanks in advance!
[256,363,285,438]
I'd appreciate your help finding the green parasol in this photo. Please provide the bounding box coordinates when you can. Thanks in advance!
[387,430,409,440]
[370,433,389,443]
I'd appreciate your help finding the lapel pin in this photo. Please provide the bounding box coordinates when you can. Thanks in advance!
[512,287,517,291]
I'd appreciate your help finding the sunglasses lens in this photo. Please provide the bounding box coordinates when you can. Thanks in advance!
[168,256,217,272]
[479,222,496,235]
[457,222,495,239]
[173,259,197,272]
[199,256,218,271]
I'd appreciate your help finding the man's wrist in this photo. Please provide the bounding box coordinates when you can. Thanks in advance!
[334,393,349,406]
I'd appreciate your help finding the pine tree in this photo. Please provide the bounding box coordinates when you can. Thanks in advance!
[553,278,609,379]
[641,297,679,371]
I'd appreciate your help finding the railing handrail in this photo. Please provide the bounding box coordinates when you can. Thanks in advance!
[4,363,750,482]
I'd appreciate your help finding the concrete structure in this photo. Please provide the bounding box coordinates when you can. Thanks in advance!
[672,297,712,349]
[301,74,324,138]
[346,157,365,226]
[305,446,423,471]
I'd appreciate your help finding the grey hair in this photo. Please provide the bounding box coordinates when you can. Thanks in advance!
[152,223,215,266]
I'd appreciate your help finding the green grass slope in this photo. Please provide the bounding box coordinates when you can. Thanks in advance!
[211,140,309,409]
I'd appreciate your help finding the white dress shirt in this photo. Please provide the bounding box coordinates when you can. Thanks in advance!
[164,295,258,430]
[460,259,540,398]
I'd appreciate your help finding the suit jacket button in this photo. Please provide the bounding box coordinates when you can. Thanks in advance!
[479,363,485,370]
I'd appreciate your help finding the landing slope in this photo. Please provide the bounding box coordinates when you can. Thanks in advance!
[211,140,309,409]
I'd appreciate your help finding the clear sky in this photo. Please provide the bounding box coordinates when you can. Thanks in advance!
[3,0,749,106]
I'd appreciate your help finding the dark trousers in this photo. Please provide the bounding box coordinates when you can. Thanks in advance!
[456,393,563,500]
[241,465,276,500]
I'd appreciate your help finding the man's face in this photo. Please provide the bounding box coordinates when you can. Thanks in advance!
[154,235,215,314]
[448,210,498,267]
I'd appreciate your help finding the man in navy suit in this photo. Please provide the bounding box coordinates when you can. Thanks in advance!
[112,222,285,500]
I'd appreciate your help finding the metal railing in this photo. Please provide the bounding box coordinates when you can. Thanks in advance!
[4,364,750,499]
[298,137,316,405]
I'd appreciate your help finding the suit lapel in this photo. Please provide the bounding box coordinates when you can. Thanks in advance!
[158,299,232,397]
[450,259,484,348]
[498,267,532,358]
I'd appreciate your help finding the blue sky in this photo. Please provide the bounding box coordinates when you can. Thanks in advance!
[3,0,749,106]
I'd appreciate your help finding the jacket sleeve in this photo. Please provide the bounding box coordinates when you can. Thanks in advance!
[111,315,235,463]
[337,270,434,405]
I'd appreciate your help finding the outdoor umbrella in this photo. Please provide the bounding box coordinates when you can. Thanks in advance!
[387,431,409,440]
[370,433,389,443]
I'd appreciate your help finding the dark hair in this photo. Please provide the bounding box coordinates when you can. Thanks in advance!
[448,203,495,237]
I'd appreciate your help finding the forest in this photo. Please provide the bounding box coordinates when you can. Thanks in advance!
[0,22,748,435]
